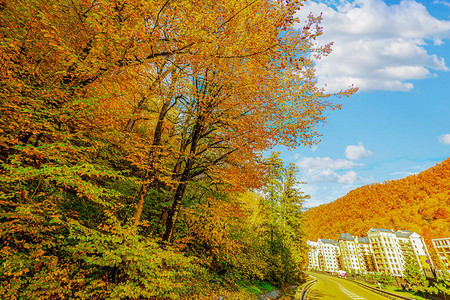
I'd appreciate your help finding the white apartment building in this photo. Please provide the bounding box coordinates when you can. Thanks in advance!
[367,228,405,276]
[395,230,434,277]
[338,233,376,274]
[432,237,450,269]
[308,229,435,277]
[306,240,320,271]
[318,239,340,272]
[357,237,377,273]
[307,239,340,272]
[338,233,362,273]
[367,228,433,276]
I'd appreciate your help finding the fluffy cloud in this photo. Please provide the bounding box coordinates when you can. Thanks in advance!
[345,142,373,160]
[337,170,359,183]
[438,133,450,144]
[296,154,376,207]
[296,157,361,170]
[294,0,450,92]
[296,156,364,184]
[433,1,450,8]
[308,169,360,183]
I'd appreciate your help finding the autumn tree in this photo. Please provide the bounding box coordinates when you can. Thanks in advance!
[121,0,356,243]
[0,0,355,298]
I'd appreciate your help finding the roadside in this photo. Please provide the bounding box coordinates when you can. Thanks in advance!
[308,271,430,300]
[351,278,429,300]
[258,285,298,300]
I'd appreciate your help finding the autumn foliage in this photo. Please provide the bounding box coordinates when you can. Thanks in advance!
[0,0,354,298]
[304,158,450,256]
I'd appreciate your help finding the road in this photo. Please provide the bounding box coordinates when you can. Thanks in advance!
[304,272,388,300]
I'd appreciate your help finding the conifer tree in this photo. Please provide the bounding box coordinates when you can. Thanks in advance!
[403,245,433,297]
[434,264,450,300]
[262,152,309,286]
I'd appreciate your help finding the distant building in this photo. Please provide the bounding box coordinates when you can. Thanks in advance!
[306,239,340,272]
[395,230,434,277]
[432,237,450,270]
[338,233,365,274]
[357,237,377,273]
[318,239,341,272]
[367,228,405,275]
[367,228,434,276]
[308,228,435,278]
[306,240,320,271]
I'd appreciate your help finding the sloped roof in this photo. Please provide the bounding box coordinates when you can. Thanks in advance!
[395,230,414,238]
[319,239,338,245]
[369,228,392,233]
[358,237,370,244]
[338,233,355,241]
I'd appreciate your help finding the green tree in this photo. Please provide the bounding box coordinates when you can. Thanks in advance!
[434,267,450,300]
[261,152,309,286]
[377,272,395,285]
[403,247,434,297]
[0,0,355,298]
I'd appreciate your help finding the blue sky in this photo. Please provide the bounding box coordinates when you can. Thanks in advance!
[279,0,450,208]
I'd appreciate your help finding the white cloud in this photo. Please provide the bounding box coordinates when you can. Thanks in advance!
[308,169,359,183]
[309,168,338,181]
[345,142,373,160]
[296,156,366,185]
[295,0,450,92]
[390,170,417,177]
[433,1,450,8]
[296,157,361,171]
[438,133,450,144]
[337,170,359,183]
[302,181,361,208]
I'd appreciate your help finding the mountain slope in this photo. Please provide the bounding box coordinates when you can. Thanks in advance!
[304,158,450,244]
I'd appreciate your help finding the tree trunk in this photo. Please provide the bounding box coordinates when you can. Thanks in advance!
[132,171,150,225]
[161,113,204,242]
[131,95,172,225]
[162,182,187,243]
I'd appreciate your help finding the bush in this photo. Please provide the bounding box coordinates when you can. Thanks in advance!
[0,206,208,299]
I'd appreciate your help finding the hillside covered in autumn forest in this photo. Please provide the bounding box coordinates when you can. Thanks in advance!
[305,157,450,245]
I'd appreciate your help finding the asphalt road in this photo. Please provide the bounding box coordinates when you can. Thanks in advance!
[305,272,389,300]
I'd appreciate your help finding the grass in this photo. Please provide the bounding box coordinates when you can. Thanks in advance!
[352,278,430,300]
[237,279,278,296]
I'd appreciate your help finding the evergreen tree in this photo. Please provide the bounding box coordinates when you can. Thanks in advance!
[262,152,309,286]
[434,265,450,300]
[403,246,433,297]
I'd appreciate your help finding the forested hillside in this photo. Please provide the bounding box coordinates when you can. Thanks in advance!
[305,158,450,247]
[0,0,354,298]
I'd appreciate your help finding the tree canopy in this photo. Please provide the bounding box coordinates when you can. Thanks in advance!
[0,0,354,298]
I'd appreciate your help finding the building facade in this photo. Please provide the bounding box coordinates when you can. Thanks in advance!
[432,237,450,270]
[338,233,364,274]
[395,230,434,277]
[357,237,377,273]
[367,228,405,275]
[306,240,320,271]
[309,228,435,278]
[307,239,340,272]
